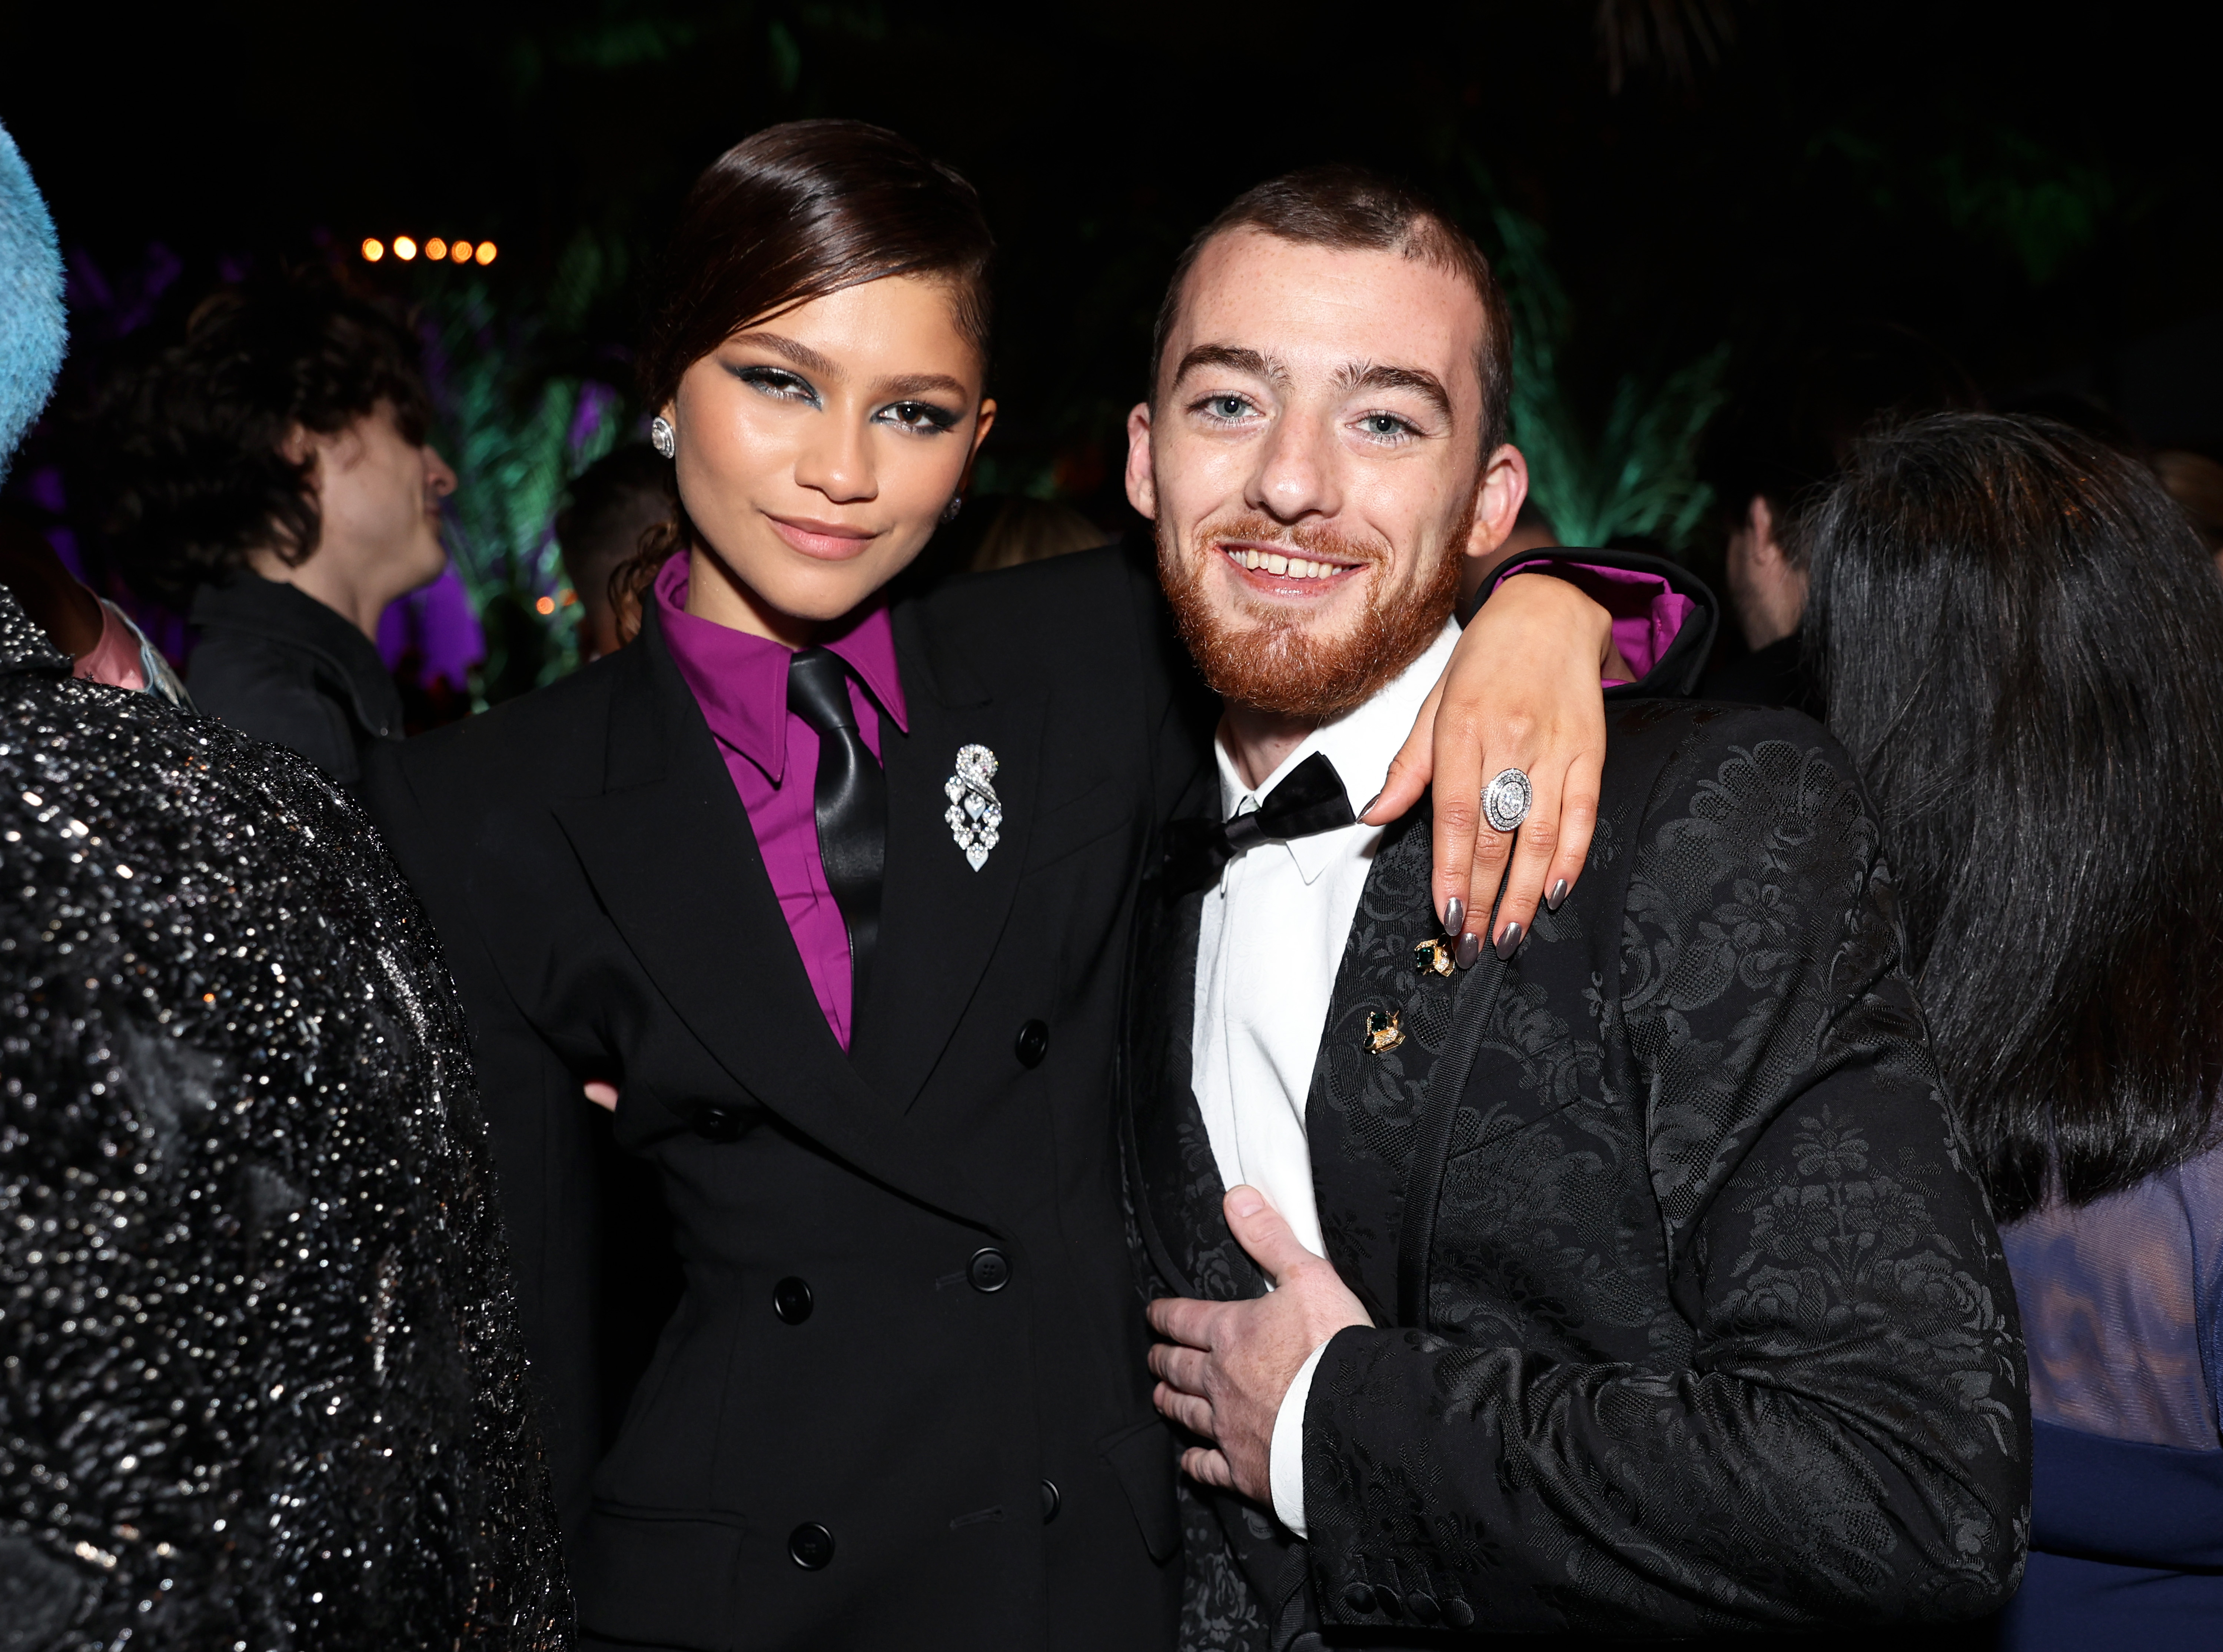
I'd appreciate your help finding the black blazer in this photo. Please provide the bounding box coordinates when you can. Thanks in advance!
[365,546,1205,1652]
[188,573,405,789]
[1128,690,2029,1648]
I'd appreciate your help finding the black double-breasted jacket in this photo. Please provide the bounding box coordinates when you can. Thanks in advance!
[365,546,1210,1651]
[1127,670,2031,1648]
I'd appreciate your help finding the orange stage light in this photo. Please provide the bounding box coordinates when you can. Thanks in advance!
[393,236,418,261]
[473,240,497,265]
[535,596,556,616]
[451,240,473,263]
[360,238,385,262]
[425,237,448,261]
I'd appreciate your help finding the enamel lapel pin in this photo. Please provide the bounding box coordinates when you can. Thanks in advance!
[944,744,1002,871]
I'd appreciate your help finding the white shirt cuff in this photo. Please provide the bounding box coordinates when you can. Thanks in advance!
[1269,1338,1332,1538]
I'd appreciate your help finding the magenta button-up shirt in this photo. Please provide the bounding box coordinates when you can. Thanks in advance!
[654,553,906,1051]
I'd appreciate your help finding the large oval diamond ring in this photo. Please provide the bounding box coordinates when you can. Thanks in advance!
[1482,768,1534,834]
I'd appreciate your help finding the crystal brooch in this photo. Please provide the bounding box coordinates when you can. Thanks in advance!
[944,744,1003,872]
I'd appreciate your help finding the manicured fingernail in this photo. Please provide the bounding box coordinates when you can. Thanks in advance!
[1546,878,1569,912]
[1443,896,1465,936]
[1494,920,1524,961]
[1359,791,1382,819]
[1455,931,1480,970]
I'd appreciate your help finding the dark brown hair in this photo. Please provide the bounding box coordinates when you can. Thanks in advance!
[96,272,433,608]
[614,120,996,632]
[1150,166,1514,457]
[1808,412,2223,1219]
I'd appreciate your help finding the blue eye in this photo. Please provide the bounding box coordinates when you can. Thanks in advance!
[1360,413,1409,438]
[1197,394,1253,422]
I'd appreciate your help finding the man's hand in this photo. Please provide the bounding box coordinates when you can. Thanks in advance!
[1146,1187,1371,1502]
[1366,572,1617,963]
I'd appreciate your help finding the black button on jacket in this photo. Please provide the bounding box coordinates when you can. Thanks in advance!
[365,547,1207,1652]
[188,573,404,790]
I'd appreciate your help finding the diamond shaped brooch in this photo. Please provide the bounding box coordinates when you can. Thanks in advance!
[944,744,1003,871]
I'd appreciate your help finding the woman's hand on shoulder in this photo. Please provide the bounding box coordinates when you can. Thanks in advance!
[1369,571,1614,963]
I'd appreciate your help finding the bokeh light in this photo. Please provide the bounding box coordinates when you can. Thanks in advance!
[451,240,473,263]
[534,595,556,616]
[425,237,449,262]
[393,236,418,261]
[360,238,384,262]
[474,240,497,265]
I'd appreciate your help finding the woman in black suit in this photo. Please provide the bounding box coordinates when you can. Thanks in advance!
[365,121,1636,1651]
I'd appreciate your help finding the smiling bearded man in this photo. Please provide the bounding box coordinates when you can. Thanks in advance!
[1120,167,2028,1652]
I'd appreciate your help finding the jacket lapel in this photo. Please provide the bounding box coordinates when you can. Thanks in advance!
[851,602,1044,1113]
[550,609,1000,1232]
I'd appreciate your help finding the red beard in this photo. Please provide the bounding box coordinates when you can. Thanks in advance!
[1156,508,1467,719]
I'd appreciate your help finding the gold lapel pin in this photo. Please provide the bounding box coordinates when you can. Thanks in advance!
[1412,937,1454,978]
[1365,1009,1405,1055]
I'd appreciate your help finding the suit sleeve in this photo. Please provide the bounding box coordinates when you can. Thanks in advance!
[1112,540,1213,830]
[361,742,608,1542]
[1297,719,2029,1636]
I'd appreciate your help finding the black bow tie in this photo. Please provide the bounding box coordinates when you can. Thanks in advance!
[1161,751,1357,896]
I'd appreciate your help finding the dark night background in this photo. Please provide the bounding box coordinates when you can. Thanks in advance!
[4,0,2219,698]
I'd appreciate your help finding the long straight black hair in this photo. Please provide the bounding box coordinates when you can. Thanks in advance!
[1807,412,2223,1220]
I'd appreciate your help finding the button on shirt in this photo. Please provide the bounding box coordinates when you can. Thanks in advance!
[654,553,907,1050]
[1190,619,1459,1539]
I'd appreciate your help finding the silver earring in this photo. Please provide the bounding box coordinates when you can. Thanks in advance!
[649,416,676,459]
[940,493,964,525]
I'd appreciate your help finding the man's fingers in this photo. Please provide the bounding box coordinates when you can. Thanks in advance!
[1147,1342,1212,1396]
[1153,1382,1216,1440]
[1222,1186,1319,1286]
[1367,681,1443,826]
[1180,1447,1237,1490]
[1147,1295,1222,1350]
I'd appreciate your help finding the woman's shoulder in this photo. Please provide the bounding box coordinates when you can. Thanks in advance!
[373,649,628,817]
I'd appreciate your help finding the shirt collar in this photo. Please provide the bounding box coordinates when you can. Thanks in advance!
[1213,619,1461,886]
[654,551,909,784]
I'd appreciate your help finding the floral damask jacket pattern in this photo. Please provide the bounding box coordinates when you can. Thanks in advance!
[1125,701,2028,1650]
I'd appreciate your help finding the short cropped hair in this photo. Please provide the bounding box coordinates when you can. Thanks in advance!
[1150,166,1515,456]
[96,273,434,608]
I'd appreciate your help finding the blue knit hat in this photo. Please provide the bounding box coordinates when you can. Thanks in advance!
[0,120,67,486]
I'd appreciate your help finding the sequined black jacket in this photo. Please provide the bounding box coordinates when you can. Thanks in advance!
[1127,698,2031,1650]
[0,589,568,1648]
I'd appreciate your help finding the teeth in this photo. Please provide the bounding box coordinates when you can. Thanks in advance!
[1224,548,1349,579]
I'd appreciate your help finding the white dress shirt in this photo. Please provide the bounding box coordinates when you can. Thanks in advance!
[1190,619,1459,1539]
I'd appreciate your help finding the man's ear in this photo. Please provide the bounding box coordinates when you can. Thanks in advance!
[1124,400,1157,519]
[1465,443,1531,561]
[1747,494,1782,567]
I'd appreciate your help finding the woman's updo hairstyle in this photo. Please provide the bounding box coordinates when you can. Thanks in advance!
[613,119,996,635]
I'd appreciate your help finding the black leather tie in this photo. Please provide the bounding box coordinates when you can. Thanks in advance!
[787,647,887,1008]
[1160,751,1356,896]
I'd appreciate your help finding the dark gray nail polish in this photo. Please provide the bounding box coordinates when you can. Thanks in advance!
[1494,920,1524,962]
[1443,896,1465,937]
[1546,878,1570,912]
[1359,792,1382,819]
[1455,931,1480,970]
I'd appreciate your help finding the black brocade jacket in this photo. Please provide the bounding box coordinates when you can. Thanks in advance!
[1128,669,2030,1647]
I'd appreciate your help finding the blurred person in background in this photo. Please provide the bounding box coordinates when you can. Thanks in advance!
[556,440,672,662]
[1807,412,2223,1651]
[1701,322,1978,714]
[92,273,456,789]
[0,117,568,1649]
[964,493,1107,570]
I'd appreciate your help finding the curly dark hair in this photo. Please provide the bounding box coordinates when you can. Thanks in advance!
[94,273,434,608]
